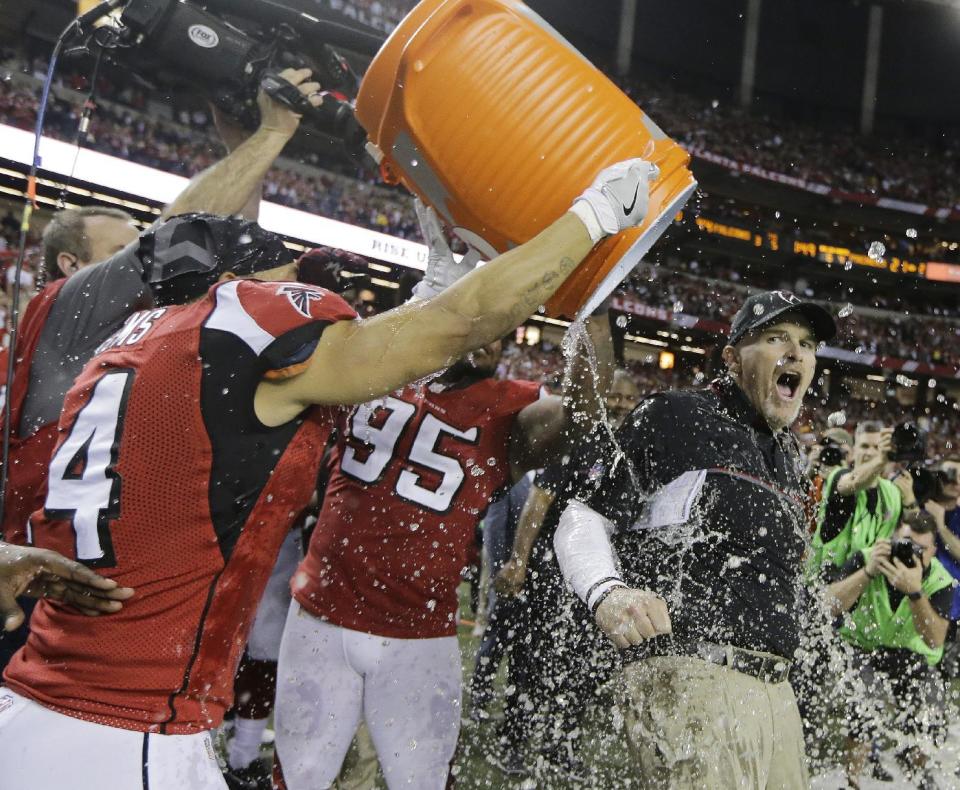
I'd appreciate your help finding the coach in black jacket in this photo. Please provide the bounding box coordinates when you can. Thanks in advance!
[554,290,835,789]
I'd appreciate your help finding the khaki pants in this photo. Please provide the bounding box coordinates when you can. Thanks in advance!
[333,722,380,790]
[617,655,809,789]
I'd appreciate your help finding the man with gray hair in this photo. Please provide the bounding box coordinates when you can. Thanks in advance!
[40,206,141,283]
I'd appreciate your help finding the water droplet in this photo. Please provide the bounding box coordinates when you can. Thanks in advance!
[616,315,628,328]
[838,303,854,318]
[905,228,917,238]
[867,241,885,261]
[752,304,765,316]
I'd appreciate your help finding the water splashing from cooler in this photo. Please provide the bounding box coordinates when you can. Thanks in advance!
[559,317,634,489]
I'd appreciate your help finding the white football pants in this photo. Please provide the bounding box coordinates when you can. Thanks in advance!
[0,688,226,789]
[275,602,461,790]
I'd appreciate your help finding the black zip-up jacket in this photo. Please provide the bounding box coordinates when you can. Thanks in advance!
[581,378,810,661]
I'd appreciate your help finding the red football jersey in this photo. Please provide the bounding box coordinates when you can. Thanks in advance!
[3,279,356,734]
[1,279,68,546]
[293,377,542,638]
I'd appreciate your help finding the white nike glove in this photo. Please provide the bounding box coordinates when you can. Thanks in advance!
[411,199,476,300]
[570,159,660,244]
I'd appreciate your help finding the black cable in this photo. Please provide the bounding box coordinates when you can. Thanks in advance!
[57,43,107,212]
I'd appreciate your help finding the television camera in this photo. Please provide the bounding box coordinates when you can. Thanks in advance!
[64,0,388,164]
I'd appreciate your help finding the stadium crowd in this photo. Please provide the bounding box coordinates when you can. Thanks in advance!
[5,47,960,243]
[138,0,960,209]
[499,334,959,458]
[628,262,960,369]
[3,210,960,373]
[617,75,960,210]
[667,256,960,319]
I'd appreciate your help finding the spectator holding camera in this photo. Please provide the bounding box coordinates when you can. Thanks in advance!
[805,427,853,531]
[825,511,954,787]
[807,427,851,482]
[810,423,918,575]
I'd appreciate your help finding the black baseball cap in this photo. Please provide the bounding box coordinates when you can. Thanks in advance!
[728,291,836,347]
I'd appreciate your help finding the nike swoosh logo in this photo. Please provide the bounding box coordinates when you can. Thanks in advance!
[622,184,640,215]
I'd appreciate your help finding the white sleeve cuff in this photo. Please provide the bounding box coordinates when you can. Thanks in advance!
[585,578,628,613]
[554,499,622,608]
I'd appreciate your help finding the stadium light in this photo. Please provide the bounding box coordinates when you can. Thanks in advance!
[0,123,429,272]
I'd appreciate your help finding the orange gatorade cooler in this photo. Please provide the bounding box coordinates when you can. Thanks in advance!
[356,0,697,319]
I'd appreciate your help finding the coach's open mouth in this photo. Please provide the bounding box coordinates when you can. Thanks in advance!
[775,371,802,401]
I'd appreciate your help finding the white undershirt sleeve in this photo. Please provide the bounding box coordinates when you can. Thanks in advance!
[554,499,626,612]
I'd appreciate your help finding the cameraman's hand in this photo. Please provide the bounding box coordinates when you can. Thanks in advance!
[891,469,917,508]
[877,556,922,595]
[873,429,893,467]
[594,587,671,649]
[865,539,891,579]
[258,67,323,139]
[925,500,947,530]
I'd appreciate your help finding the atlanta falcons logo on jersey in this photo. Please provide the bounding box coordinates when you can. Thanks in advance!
[277,284,326,317]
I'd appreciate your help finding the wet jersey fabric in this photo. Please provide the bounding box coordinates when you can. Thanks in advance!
[3,279,356,734]
[19,244,152,436]
[293,377,541,639]
[581,379,810,661]
[0,278,68,545]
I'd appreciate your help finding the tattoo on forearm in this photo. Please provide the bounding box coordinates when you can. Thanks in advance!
[504,257,577,324]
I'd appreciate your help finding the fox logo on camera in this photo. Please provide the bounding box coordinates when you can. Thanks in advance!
[188,24,219,49]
